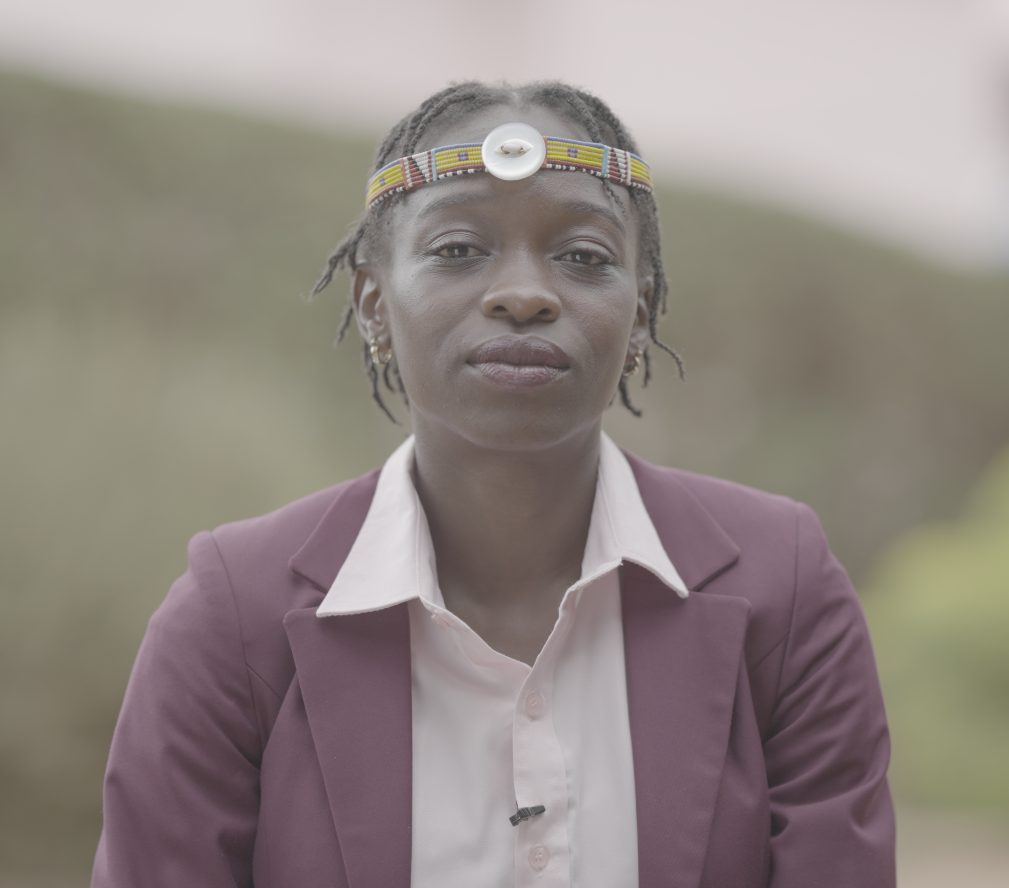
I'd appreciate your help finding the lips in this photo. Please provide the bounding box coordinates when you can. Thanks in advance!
[468,336,571,369]
[467,335,571,387]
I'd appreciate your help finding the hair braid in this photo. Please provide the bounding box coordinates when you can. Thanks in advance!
[401,86,492,155]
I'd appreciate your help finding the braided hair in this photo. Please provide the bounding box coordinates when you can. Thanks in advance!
[309,80,684,421]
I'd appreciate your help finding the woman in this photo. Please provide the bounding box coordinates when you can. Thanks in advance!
[92,81,896,887]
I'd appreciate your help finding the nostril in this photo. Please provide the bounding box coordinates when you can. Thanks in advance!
[481,291,560,323]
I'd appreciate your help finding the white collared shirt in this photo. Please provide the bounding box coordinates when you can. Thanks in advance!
[318,432,688,888]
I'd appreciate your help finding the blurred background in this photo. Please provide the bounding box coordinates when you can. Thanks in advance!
[1,0,1007,884]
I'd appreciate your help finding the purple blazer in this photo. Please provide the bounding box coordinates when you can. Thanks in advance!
[92,451,896,887]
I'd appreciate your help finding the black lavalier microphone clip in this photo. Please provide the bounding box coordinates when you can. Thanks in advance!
[509,805,546,826]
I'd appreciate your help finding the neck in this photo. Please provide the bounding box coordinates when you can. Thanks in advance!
[411,421,602,610]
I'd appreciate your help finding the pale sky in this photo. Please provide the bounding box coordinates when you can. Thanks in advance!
[2,0,1007,268]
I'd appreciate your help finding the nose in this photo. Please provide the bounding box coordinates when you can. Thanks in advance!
[479,253,560,324]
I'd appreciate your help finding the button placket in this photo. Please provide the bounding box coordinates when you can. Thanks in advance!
[511,630,573,887]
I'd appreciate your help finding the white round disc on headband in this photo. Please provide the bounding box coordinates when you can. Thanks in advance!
[480,123,547,181]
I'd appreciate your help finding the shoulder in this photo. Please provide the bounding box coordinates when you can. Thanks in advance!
[623,449,849,659]
[628,447,838,575]
[623,450,811,590]
[658,462,834,605]
[208,469,379,584]
[207,464,382,607]
[165,468,381,698]
[625,450,800,535]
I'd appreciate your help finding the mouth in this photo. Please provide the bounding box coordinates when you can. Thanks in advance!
[467,335,571,387]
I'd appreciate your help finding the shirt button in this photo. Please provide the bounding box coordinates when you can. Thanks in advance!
[528,844,549,872]
[524,690,545,719]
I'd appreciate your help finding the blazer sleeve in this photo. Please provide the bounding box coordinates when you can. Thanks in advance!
[92,531,261,888]
[765,502,896,887]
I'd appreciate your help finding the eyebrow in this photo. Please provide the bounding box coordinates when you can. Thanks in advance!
[559,200,628,234]
[416,192,628,233]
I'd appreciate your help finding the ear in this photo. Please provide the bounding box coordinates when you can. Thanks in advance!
[351,264,389,346]
[629,277,653,353]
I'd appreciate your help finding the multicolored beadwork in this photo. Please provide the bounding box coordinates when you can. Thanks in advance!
[365,133,654,209]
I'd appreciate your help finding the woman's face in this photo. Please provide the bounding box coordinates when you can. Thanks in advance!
[354,104,651,452]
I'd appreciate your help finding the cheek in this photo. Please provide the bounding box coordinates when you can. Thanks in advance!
[382,275,463,395]
[573,289,639,366]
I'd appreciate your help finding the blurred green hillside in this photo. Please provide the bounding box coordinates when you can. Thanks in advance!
[865,444,1009,818]
[1,68,1007,882]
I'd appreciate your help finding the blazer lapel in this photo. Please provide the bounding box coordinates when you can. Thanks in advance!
[622,565,750,888]
[284,604,412,888]
[624,453,749,888]
[285,470,412,888]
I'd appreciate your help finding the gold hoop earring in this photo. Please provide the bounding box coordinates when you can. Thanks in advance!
[622,350,643,377]
[369,336,393,367]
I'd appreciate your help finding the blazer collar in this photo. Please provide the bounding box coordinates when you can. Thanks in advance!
[288,467,381,593]
[623,450,741,591]
[289,445,739,596]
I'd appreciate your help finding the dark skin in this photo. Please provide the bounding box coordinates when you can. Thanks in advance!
[353,104,652,665]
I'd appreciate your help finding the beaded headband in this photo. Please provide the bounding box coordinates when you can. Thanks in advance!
[364,122,654,209]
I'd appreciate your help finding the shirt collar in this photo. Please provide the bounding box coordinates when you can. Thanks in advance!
[316,432,688,618]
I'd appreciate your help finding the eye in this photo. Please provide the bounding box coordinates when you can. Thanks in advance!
[432,242,483,260]
[559,248,613,267]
